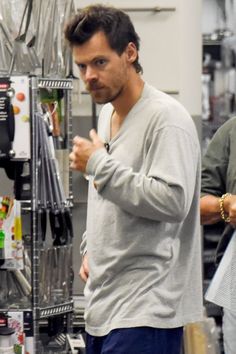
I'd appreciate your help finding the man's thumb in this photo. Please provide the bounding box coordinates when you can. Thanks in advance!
[90,129,100,144]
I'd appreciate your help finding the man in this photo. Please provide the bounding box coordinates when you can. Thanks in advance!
[65,5,202,354]
[201,117,236,354]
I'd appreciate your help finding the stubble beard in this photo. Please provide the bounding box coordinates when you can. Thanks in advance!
[91,85,124,104]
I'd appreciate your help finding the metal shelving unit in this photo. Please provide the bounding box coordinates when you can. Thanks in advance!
[0,76,74,353]
[29,77,74,353]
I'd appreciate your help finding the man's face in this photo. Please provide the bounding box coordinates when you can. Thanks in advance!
[73,31,131,104]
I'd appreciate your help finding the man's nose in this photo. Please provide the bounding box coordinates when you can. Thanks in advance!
[85,66,98,82]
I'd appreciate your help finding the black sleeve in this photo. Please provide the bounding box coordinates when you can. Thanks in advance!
[201,122,231,197]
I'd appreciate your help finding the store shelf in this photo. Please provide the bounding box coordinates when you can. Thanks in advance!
[38,300,74,319]
[20,197,73,211]
[203,40,222,46]
[0,308,32,312]
[37,78,73,90]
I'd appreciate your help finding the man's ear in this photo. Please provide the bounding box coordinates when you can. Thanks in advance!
[125,42,138,64]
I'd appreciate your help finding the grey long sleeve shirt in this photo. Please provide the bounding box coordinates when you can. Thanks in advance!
[82,83,203,336]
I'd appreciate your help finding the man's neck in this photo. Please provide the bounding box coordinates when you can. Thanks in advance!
[110,74,144,139]
[112,74,144,121]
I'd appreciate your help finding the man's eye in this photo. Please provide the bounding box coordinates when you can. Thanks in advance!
[95,59,107,67]
[77,64,86,71]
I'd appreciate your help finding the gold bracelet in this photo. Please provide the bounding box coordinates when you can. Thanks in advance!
[219,193,232,222]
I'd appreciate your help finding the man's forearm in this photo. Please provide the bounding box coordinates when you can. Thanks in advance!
[87,149,194,223]
[200,195,221,224]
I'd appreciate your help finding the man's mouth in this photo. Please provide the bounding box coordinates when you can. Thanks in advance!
[86,83,104,91]
[90,86,104,91]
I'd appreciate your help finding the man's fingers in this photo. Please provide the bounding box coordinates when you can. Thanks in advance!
[69,151,75,160]
[73,135,80,144]
[79,265,88,282]
[73,131,103,149]
[69,151,76,169]
[70,134,101,172]
[70,161,76,170]
[79,262,89,283]
[79,254,89,283]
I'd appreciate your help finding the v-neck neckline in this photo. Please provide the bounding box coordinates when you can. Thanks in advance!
[106,83,147,144]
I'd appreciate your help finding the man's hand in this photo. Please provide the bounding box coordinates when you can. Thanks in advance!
[224,194,236,226]
[69,129,104,173]
[79,253,89,283]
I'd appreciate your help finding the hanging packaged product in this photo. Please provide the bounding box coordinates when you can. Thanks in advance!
[10,76,30,160]
[0,230,5,261]
[8,311,25,354]
[0,78,15,160]
[0,76,30,187]
[0,311,27,354]
[0,197,23,270]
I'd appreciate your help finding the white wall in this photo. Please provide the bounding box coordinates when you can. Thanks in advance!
[179,0,202,116]
[72,0,202,116]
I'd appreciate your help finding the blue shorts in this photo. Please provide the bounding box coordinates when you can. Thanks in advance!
[86,326,183,354]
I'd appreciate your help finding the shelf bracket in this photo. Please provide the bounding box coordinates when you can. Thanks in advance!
[77,6,176,13]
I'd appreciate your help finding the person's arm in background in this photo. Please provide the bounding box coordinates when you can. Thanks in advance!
[200,119,236,227]
[201,195,221,224]
[201,194,236,226]
[201,194,228,224]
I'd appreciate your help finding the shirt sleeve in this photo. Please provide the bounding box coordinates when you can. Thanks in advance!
[201,124,230,197]
[86,125,200,223]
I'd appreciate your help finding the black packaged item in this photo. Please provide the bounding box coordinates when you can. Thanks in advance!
[14,161,31,200]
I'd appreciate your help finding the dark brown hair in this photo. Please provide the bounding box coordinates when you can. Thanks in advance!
[64,4,143,73]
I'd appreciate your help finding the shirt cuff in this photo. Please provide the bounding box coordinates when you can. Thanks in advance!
[86,148,108,176]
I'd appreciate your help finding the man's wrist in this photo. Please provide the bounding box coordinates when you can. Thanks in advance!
[219,193,232,222]
[86,148,108,176]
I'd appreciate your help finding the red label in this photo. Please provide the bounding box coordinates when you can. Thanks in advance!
[0,83,9,89]
[0,318,7,326]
